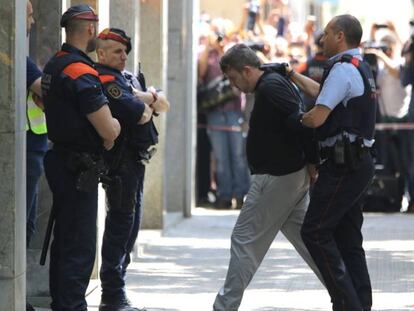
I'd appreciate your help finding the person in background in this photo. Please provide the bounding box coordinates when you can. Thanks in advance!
[198,24,250,209]
[26,2,47,310]
[400,20,414,213]
[26,0,47,248]
[297,31,328,110]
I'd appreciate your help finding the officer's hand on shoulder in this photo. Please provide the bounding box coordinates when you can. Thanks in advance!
[138,103,153,125]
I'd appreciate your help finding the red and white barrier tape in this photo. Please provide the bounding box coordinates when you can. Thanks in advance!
[375,123,414,130]
[197,124,243,132]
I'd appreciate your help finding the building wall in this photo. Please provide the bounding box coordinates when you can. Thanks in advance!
[200,0,245,26]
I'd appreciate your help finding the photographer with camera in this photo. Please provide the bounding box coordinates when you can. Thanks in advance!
[399,20,414,213]
[365,22,414,213]
[198,23,250,209]
[212,43,323,311]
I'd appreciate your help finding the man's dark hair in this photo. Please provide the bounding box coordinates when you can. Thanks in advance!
[219,44,261,73]
[331,14,363,47]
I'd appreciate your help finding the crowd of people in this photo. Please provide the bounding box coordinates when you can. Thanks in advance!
[196,0,414,214]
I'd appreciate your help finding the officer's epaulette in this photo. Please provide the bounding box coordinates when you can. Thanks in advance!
[55,51,69,58]
[63,62,99,80]
[337,54,360,67]
[99,75,116,84]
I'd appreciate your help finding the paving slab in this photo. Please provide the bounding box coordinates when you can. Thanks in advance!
[82,209,414,311]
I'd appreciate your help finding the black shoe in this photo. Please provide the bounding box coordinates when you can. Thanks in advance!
[99,296,146,311]
[26,302,35,311]
[214,199,232,209]
[235,197,244,210]
[407,203,414,213]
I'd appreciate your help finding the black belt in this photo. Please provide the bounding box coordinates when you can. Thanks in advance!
[52,143,100,156]
[320,143,370,161]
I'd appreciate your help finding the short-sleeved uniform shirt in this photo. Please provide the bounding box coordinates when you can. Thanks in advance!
[316,48,374,147]
[42,43,108,150]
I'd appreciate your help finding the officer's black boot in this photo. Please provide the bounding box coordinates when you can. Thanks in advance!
[99,296,146,311]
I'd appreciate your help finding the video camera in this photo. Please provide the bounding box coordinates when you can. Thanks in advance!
[362,41,389,80]
[259,62,288,76]
[73,153,108,192]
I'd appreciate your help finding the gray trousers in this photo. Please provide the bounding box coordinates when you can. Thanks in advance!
[213,167,324,311]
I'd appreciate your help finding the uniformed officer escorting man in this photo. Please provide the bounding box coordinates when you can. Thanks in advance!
[41,5,120,310]
[288,14,376,311]
[95,28,169,311]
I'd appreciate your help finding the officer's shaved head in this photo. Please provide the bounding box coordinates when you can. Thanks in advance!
[330,14,362,47]
[96,38,128,71]
[65,19,95,35]
[96,38,111,51]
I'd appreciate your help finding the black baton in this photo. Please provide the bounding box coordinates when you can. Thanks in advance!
[40,205,55,266]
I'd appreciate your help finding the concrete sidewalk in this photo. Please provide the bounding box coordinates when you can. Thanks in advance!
[82,208,414,311]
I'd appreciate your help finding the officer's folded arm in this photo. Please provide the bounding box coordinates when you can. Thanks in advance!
[133,86,170,113]
[301,104,331,128]
[288,68,320,99]
[137,103,153,125]
[132,88,154,105]
[149,91,170,113]
[86,104,121,150]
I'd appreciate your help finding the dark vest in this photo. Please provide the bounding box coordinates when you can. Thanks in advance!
[316,54,377,141]
[42,46,102,152]
[97,65,159,151]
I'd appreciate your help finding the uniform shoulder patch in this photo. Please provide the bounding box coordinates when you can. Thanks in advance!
[63,62,98,79]
[106,83,122,99]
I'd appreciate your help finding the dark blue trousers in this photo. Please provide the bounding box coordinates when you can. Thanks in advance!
[26,150,46,246]
[44,150,98,311]
[100,156,145,301]
[301,152,374,311]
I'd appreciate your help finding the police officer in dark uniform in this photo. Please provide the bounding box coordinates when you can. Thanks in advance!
[95,28,169,311]
[288,15,376,311]
[41,5,121,310]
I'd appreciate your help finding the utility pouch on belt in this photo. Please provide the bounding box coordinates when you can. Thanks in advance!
[332,132,357,170]
[334,134,346,165]
[138,147,157,165]
[67,153,107,192]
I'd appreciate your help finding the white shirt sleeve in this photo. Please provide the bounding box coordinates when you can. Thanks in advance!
[316,62,364,110]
